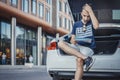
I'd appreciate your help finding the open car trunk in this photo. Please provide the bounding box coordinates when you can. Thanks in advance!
[59,27,120,55]
[94,27,120,55]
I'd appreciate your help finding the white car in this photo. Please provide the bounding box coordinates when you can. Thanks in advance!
[47,23,120,80]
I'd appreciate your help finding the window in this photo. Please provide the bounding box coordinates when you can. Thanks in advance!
[46,0,50,5]
[64,18,67,29]
[46,8,50,23]
[59,16,62,27]
[68,20,71,30]
[16,26,25,39]
[16,26,25,65]
[38,2,44,18]
[16,26,37,65]
[65,2,67,13]
[59,1,62,11]
[62,17,65,28]
[25,29,37,64]
[66,19,69,30]
[10,0,18,7]
[63,2,65,12]
[0,0,7,3]
[26,29,37,41]
[31,0,36,15]
[1,22,11,39]
[22,0,29,13]
[112,10,120,20]
[0,21,11,65]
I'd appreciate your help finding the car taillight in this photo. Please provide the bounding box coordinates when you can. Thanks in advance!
[47,42,57,50]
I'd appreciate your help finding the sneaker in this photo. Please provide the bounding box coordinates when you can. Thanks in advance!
[84,56,95,71]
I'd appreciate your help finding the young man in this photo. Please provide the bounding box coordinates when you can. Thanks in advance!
[58,4,99,80]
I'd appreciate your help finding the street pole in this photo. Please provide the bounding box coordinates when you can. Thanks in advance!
[11,17,16,66]
[37,27,42,66]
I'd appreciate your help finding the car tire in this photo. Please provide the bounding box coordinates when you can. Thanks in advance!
[53,77,72,80]
[52,74,60,80]
[53,76,59,80]
[52,74,72,80]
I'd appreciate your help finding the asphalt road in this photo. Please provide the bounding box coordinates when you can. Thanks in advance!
[0,67,52,80]
[1,66,115,80]
[0,68,116,80]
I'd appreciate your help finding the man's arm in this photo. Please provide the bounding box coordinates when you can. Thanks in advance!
[84,4,99,29]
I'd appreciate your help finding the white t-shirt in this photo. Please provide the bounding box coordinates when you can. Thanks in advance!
[29,56,33,62]
[2,54,6,59]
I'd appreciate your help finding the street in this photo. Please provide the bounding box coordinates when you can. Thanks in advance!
[0,66,117,80]
[0,66,52,80]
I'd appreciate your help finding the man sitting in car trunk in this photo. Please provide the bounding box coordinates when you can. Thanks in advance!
[58,4,99,80]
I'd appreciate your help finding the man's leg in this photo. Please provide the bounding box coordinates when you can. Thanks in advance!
[75,58,84,80]
[58,41,87,60]
[58,40,94,71]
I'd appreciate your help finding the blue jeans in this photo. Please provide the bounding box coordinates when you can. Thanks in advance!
[2,59,6,64]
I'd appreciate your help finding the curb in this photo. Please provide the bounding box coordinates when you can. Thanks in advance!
[0,65,46,70]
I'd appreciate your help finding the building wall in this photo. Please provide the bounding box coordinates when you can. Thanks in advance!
[52,0,57,28]
[0,0,74,66]
[57,0,74,34]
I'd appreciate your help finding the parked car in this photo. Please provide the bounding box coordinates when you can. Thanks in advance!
[47,23,120,80]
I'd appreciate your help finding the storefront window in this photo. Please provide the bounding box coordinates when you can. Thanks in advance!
[16,26,37,65]
[26,29,37,65]
[0,21,37,65]
[0,21,11,65]
[16,26,25,65]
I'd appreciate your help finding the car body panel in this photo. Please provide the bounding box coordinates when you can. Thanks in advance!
[46,23,120,79]
[47,48,120,72]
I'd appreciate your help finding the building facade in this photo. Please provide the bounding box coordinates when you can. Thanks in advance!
[0,0,74,66]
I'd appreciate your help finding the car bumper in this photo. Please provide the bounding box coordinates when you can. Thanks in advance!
[49,70,120,79]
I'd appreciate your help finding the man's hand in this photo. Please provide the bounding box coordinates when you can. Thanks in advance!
[83,4,93,14]
[70,35,77,44]
[83,4,99,29]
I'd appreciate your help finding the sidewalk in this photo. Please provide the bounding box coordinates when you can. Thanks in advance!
[0,65,46,72]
